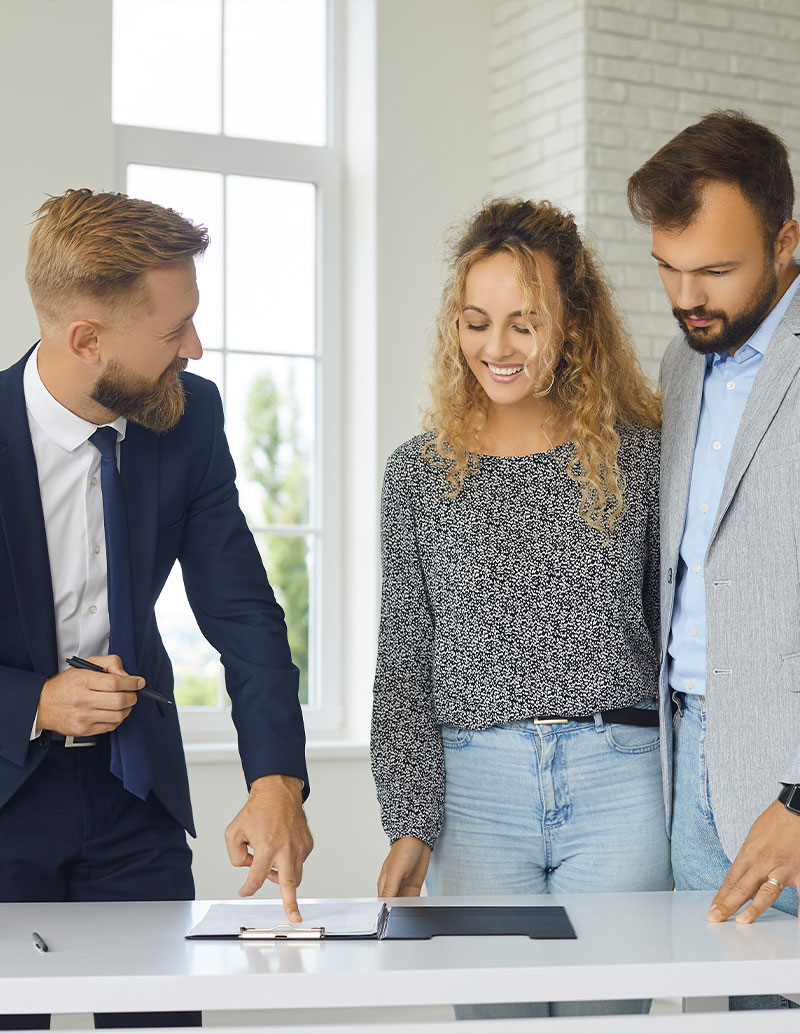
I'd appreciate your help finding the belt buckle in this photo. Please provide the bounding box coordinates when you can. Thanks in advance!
[64,735,96,748]
[533,717,569,725]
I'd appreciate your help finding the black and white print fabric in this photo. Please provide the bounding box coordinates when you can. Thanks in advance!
[371,426,660,847]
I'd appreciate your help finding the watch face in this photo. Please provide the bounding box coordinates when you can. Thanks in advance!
[786,786,800,815]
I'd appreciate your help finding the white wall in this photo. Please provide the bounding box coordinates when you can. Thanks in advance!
[492,0,587,219]
[373,0,493,468]
[0,0,114,360]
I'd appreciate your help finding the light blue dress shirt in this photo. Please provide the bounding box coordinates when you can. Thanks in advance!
[668,272,800,695]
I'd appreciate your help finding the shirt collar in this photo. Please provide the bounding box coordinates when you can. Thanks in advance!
[710,265,800,367]
[24,345,127,452]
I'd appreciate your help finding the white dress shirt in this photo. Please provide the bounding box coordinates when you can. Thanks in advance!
[24,346,126,736]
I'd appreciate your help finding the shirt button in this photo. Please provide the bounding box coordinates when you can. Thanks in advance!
[88,605,97,614]
[93,544,101,555]
[693,564,701,573]
[689,626,698,636]
[90,476,98,486]
[727,381,735,390]
[701,503,710,513]
[712,441,722,450]
[685,680,695,690]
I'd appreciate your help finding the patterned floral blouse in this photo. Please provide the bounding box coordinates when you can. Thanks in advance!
[371,426,660,847]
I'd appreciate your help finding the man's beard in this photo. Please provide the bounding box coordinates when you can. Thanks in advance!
[673,262,778,356]
[91,357,188,434]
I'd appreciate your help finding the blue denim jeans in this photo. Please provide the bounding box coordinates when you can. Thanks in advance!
[672,692,799,1011]
[425,706,672,1018]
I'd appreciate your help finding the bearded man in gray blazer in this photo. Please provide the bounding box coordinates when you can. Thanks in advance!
[628,111,800,981]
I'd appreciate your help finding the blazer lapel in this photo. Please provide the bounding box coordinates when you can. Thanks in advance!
[0,354,59,675]
[661,339,705,563]
[119,421,159,662]
[710,316,800,545]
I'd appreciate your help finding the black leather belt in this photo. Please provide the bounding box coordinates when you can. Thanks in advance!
[45,732,102,747]
[533,706,659,728]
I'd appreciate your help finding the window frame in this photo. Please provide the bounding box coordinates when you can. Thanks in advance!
[112,0,344,740]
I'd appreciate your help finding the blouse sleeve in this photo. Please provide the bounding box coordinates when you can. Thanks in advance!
[642,432,661,652]
[370,446,445,848]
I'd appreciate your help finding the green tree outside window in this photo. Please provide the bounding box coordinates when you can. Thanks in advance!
[244,371,311,705]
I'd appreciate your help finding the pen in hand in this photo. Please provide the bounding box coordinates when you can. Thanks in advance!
[66,656,173,705]
[32,932,48,953]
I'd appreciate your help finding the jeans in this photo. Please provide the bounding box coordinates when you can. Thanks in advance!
[425,706,672,1018]
[672,692,799,1012]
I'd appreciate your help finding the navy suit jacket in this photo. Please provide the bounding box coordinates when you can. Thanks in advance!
[0,350,308,835]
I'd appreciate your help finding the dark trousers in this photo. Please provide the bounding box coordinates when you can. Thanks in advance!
[0,735,199,1029]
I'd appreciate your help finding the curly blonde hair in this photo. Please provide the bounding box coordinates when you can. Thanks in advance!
[424,199,660,533]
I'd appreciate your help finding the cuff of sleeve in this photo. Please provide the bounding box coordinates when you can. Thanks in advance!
[385,817,440,851]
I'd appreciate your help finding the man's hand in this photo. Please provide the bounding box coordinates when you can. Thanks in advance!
[225,774,313,922]
[37,654,142,736]
[377,836,432,898]
[708,800,800,924]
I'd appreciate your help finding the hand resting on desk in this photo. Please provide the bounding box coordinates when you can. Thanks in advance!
[225,773,313,923]
[708,800,800,924]
[378,835,432,897]
[37,653,143,736]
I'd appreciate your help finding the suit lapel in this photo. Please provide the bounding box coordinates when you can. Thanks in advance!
[119,421,159,661]
[0,353,59,674]
[661,339,705,563]
[709,317,800,546]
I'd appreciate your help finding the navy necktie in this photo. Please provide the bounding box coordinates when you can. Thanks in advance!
[89,426,152,800]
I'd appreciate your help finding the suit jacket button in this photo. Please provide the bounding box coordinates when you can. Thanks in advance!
[39,733,48,749]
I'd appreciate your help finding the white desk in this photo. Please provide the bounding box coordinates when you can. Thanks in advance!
[1,892,798,1016]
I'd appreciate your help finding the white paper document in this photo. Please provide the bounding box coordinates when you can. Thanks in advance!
[188,900,384,938]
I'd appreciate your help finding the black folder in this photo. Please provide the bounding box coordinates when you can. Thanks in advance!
[223,904,577,941]
[383,905,576,941]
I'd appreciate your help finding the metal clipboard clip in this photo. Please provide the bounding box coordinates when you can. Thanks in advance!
[239,925,325,940]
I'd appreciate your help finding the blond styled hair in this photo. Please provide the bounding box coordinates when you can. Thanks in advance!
[424,199,660,533]
[26,188,209,329]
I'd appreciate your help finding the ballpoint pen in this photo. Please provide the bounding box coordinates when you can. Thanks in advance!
[66,656,174,705]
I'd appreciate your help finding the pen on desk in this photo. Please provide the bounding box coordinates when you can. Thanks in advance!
[32,932,49,953]
[66,656,174,705]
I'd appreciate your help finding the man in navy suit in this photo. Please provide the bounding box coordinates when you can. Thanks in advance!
[0,189,312,1028]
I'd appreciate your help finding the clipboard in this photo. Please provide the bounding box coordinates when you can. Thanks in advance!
[188,903,576,941]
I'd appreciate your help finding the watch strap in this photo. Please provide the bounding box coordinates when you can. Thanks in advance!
[778,783,800,814]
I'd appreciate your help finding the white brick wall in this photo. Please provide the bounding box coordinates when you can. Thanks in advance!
[492,0,587,219]
[491,0,800,377]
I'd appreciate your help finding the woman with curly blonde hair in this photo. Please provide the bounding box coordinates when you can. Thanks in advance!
[371,199,670,1018]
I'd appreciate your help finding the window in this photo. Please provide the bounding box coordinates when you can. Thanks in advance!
[112,0,342,738]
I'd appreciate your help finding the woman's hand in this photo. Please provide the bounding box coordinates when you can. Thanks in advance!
[377,836,432,897]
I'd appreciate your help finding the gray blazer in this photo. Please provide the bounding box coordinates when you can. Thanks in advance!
[659,290,800,860]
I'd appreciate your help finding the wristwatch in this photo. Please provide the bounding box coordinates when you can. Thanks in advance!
[778,783,800,814]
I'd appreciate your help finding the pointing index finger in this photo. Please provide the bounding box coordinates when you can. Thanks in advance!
[277,858,302,922]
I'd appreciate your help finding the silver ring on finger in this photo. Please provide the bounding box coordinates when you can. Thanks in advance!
[764,876,785,891]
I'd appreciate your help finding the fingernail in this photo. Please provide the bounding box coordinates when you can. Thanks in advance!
[137,678,145,689]
[291,911,302,923]
[735,910,753,924]
[707,906,723,922]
